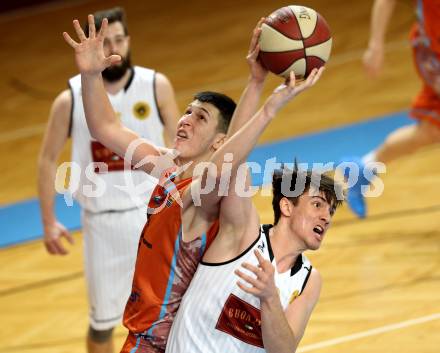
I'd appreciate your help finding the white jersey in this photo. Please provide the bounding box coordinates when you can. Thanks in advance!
[69,66,164,212]
[166,224,312,353]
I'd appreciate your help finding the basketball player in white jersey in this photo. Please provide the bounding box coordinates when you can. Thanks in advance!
[37,7,179,353]
[165,167,342,353]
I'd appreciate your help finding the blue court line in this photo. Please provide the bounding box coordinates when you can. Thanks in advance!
[0,111,414,248]
[248,111,414,185]
[0,195,81,248]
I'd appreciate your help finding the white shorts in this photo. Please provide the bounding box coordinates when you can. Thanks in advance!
[82,207,147,330]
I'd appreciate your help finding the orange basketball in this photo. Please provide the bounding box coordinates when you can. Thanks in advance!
[259,5,332,79]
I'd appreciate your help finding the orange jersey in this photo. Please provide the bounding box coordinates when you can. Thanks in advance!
[414,0,440,54]
[123,171,219,350]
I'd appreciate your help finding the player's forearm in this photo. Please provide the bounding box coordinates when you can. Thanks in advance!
[81,73,121,142]
[226,77,265,137]
[261,296,298,353]
[368,0,397,48]
[37,157,58,229]
[210,106,272,175]
[80,74,161,171]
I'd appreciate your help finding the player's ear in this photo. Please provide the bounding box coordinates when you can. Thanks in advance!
[279,197,292,218]
[211,133,226,151]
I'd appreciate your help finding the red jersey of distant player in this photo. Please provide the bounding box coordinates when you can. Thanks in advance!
[410,0,440,127]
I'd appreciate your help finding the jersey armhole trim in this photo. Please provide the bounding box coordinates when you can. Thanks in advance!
[123,67,135,91]
[68,81,74,138]
[200,230,261,267]
[300,265,313,294]
[153,71,165,126]
[262,224,274,262]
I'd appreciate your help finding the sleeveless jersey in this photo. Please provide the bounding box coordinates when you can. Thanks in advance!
[69,66,164,212]
[165,224,312,353]
[123,172,219,350]
[414,0,440,54]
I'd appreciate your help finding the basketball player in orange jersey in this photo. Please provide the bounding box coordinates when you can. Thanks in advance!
[63,14,323,352]
[342,0,440,218]
[38,8,179,353]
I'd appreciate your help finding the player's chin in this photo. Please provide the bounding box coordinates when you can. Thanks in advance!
[308,242,321,251]
[173,138,187,149]
[173,143,192,159]
[109,62,124,68]
[307,235,323,250]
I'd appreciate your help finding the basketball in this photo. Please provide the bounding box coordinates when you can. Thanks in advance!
[258,5,332,80]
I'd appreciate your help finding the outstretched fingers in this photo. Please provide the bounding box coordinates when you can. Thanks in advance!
[97,18,108,40]
[87,14,96,38]
[304,67,324,87]
[106,54,122,67]
[314,66,325,82]
[73,19,87,41]
[63,31,79,48]
[295,67,324,93]
[247,43,260,62]
[235,269,263,292]
[286,70,297,89]
[248,17,265,54]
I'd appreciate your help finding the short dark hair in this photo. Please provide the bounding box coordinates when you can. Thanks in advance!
[84,7,128,35]
[194,91,236,133]
[272,165,343,225]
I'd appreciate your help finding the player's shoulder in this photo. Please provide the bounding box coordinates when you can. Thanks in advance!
[133,65,155,76]
[52,89,72,110]
[134,65,167,78]
[68,73,81,87]
[155,71,173,87]
[303,267,322,298]
[309,267,321,283]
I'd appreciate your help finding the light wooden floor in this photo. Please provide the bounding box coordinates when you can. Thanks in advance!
[1,0,439,352]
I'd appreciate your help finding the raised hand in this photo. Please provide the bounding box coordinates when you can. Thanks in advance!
[247,17,269,83]
[263,67,324,118]
[63,15,121,75]
[235,249,278,301]
[362,44,384,78]
[43,221,74,255]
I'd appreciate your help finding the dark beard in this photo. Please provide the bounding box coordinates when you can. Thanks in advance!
[102,52,132,82]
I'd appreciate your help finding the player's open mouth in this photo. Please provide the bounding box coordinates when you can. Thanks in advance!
[176,130,189,140]
[313,225,324,236]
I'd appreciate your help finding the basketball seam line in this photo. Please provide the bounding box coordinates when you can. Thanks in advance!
[290,7,307,75]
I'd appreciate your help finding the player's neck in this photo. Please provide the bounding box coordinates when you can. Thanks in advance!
[174,151,212,180]
[103,68,133,95]
[174,157,200,180]
[270,223,303,273]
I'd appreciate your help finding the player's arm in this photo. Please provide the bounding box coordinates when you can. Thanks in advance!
[226,18,268,137]
[155,72,180,147]
[183,18,271,234]
[184,68,323,219]
[64,16,170,175]
[363,0,397,77]
[37,90,75,255]
[263,269,321,352]
[236,251,321,353]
